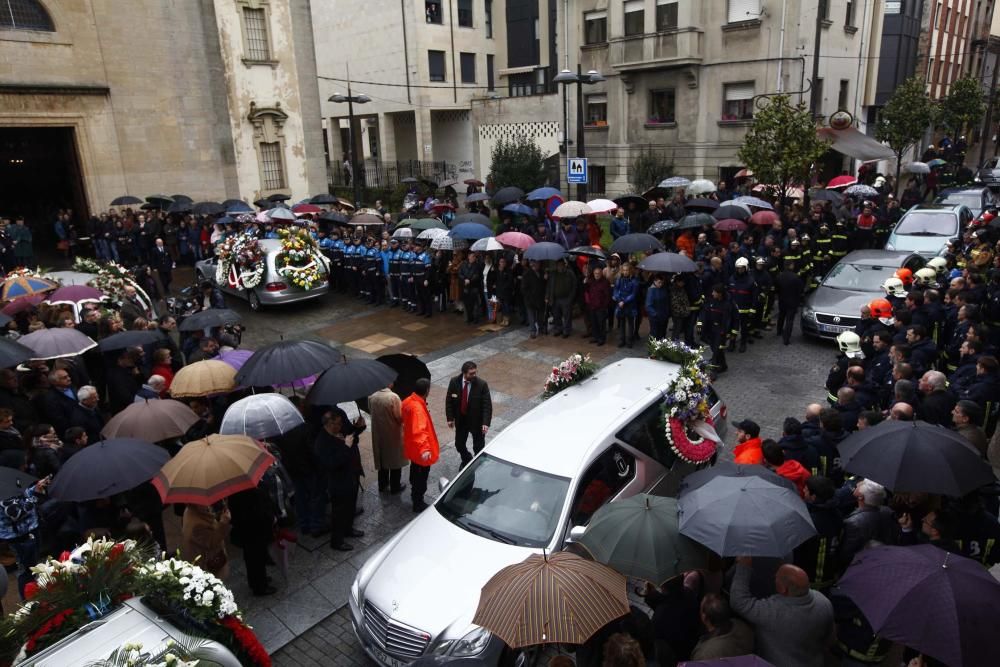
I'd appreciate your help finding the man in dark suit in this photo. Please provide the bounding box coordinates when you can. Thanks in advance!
[775,259,805,345]
[314,409,365,551]
[445,361,493,466]
[39,368,78,438]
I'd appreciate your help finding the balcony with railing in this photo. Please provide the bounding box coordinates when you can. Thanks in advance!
[607,28,703,72]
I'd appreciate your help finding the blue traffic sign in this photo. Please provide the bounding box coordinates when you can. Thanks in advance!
[567,157,588,184]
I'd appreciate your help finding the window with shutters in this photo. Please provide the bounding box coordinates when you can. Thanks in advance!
[588,165,607,198]
[722,82,755,120]
[656,0,678,30]
[485,0,493,37]
[426,0,442,24]
[585,95,608,127]
[487,54,495,91]
[727,0,761,23]
[838,80,849,110]
[845,0,856,26]
[259,142,286,190]
[648,89,676,124]
[242,7,271,61]
[460,52,476,83]
[624,0,644,36]
[428,50,446,81]
[458,0,472,27]
[0,0,54,31]
[584,10,607,44]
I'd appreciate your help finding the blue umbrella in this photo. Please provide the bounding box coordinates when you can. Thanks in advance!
[0,275,58,301]
[216,215,235,226]
[465,193,490,203]
[223,199,253,213]
[503,203,535,216]
[526,187,561,201]
[731,196,773,210]
[523,242,567,261]
[449,223,494,240]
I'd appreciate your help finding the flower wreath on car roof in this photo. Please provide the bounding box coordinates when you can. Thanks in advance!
[274,226,328,290]
[214,232,265,291]
[72,258,155,313]
[648,338,721,464]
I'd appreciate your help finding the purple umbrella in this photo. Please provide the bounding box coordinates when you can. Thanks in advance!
[46,285,104,305]
[219,349,316,388]
[839,544,1000,667]
[680,657,775,667]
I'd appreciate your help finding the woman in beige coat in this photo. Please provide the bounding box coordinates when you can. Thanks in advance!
[181,503,231,579]
[368,386,408,493]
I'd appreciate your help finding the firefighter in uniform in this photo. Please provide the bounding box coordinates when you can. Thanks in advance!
[752,256,773,334]
[829,221,850,264]
[414,242,434,317]
[400,241,416,311]
[387,238,403,306]
[813,224,833,277]
[825,331,865,404]
[727,257,758,353]
[683,269,703,346]
[799,236,818,290]
[696,284,737,373]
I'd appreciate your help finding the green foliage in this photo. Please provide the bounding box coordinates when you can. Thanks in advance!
[629,147,675,193]
[489,134,546,192]
[875,76,935,161]
[737,95,829,200]
[937,75,986,138]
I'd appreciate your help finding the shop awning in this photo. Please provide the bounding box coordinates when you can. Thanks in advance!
[817,127,896,162]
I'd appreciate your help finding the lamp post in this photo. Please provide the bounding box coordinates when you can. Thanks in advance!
[553,65,605,201]
[329,81,371,209]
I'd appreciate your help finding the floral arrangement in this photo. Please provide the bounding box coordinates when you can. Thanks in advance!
[543,353,598,399]
[215,234,265,290]
[275,226,327,290]
[648,338,720,464]
[91,640,202,667]
[73,257,154,313]
[0,537,270,667]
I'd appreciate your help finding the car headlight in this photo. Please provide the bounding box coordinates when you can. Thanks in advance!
[801,306,816,322]
[434,627,492,657]
[350,578,360,606]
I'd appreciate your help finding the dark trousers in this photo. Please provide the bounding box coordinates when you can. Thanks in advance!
[11,538,38,599]
[588,308,607,343]
[410,463,430,506]
[617,313,635,344]
[330,482,359,546]
[377,468,402,492]
[777,305,796,343]
[455,418,485,465]
[649,317,668,341]
[462,290,479,322]
[551,296,573,334]
[672,314,689,342]
[242,540,269,594]
[417,285,433,315]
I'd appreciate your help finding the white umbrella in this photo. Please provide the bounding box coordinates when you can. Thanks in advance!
[471,237,504,252]
[220,393,304,440]
[687,179,717,195]
[19,328,97,360]
[431,236,468,250]
[904,162,930,175]
[268,207,296,221]
[845,184,879,197]
[586,198,617,214]
[417,227,448,240]
[659,176,691,188]
[552,201,593,218]
[392,227,414,239]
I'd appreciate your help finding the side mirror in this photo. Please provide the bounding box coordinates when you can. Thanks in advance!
[438,477,450,493]
[567,525,587,542]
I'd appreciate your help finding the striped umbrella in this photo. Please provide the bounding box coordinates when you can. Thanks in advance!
[472,551,628,648]
[152,434,275,505]
[0,275,57,301]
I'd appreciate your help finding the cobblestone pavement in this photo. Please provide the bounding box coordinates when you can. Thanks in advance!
[223,292,835,663]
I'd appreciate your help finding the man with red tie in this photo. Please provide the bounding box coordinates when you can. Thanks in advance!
[445,361,493,466]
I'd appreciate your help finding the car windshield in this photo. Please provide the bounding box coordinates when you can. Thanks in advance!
[895,212,957,236]
[938,194,982,213]
[821,263,899,290]
[436,454,570,548]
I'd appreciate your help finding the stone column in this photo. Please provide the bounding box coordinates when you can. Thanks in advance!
[378,112,397,163]
[414,108,434,165]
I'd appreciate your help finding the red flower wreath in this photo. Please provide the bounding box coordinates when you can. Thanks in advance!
[221,615,272,667]
[666,417,717,464]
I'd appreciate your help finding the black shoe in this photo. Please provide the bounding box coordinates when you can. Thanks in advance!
[618,341,626,348]
[562,333,570,339]
[739,343,747,353]
[253,585,278,596]
[331,542,354,551]
[378,486,389,493]
[628,342,634,348]
[412,502,428,513]
[349,529,365,538]
[783,339,791,346]
[354,507,364,517]
[597,340,605,346]
[310,527,331,537]
[747,337,755,344]
[390,484,407,495]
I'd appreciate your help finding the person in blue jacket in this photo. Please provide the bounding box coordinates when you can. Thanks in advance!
[645,274,670,340]
[610,207,630,240]
[613,262,640,348]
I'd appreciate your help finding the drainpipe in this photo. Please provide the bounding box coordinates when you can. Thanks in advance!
[400,0,412,104]
[449,0,458,103]
[776,0,788,92]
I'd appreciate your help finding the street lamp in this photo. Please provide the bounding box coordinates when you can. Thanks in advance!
[554,66,605,200]
[328,84,371,209]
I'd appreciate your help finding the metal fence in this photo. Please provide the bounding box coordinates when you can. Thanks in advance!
[329,160,457,190]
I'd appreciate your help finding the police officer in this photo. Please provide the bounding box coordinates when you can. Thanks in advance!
[387,238,403,307]
[343,234,359,296]
[364,236,383,305]
[400,240,416,311]
[413,241,433,317]
[727,257,758,353]
[329,230,346,291]
[752,256,773,333]
[696,283,737,373]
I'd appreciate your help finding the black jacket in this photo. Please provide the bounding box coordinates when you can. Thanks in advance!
[39,388,78,439]
[106,366,141,414]
[0,387,38,432]
[794,498,844,586]
[920,389,956,427]
[840,506,898,569]
[70,404,106,444]
[774,270,805,309]
[521,267,546,308]
[778,434,820,471]
[314,429,362,499]
[445,375,493,428]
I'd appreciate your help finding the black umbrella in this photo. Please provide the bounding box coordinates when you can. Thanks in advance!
[167,200,193,215]
[111,196,143,206]
[492,186,525,207]
[319,211,350,225]
[637,252,698,273]
[679,461,797,495]
[713,205,751,221]
[808,189,843,204]
[401,177,420,184]
[610,233,664,255]
[222,198,247,209]
[253,198,273,209]
[140,203,159,211]
[0,468,37,501]
[838,419,995,496]
[192,201,226,216]
[614,195,647,209]
[310,193,338,205]
[375,353,429,400]
[234,339,344,387]
[225,201,254,214]
[453,212,492,228]
[98,330,166,352]
[307,358,398,405]
[178,308,243,332]
[676,213,715,230]
[268,193,291,202]
[567,245,608,261]
[145,194,173,208]
[524,242,568,261]
[49,438,169,502]
[684,198,720,211]
[647,220,679,235]
[0,338,34,369]
[170,194,194,203]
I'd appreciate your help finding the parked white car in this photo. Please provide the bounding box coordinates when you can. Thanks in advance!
[349,358,727,666]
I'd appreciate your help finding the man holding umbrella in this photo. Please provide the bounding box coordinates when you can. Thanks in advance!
[315,409,365,551]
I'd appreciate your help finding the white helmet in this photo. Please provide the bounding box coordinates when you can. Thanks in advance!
[882,276,907,298]
[914,267,937,287]
[837,331,864,358]
[735,257,750,269]
[926,257,948,275]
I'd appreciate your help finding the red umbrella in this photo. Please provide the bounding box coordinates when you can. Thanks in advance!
[432,203,455,214]
[2,295,44,316]
[734,168,754,180]
[826,175,858,189]
[464,179,484,186]
[292,203,321,215]
[714,218,748,232]
[749,210,780,226]
[496,231,536,250]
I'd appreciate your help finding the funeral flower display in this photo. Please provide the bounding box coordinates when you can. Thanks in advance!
[215,234,265,290]
[648,338,720,464]
[73,258,154,312]
[543,353,598,399]
[275,227,326,290]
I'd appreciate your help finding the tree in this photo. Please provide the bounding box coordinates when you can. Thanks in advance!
[875,75,935,194]
[937,75,986,139]
[737,95,829,202]
[629,146,675,194]
[489,134,545,193]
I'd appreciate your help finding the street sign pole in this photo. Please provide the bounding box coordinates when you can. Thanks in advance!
[567,157,588,187]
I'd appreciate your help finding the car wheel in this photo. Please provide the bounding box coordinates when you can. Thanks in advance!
[247,290,262,312]
[196,271,205,283]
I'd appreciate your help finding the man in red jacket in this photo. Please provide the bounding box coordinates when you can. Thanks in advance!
[762,439,811,497]
[402,378,440,513]
[732,419,763,465]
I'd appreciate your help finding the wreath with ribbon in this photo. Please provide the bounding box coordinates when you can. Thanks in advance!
[648,337,720,464]
[543,353,598,399]
[274,227,327,290]
[214,234,265,290]
[72,258,154,314]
